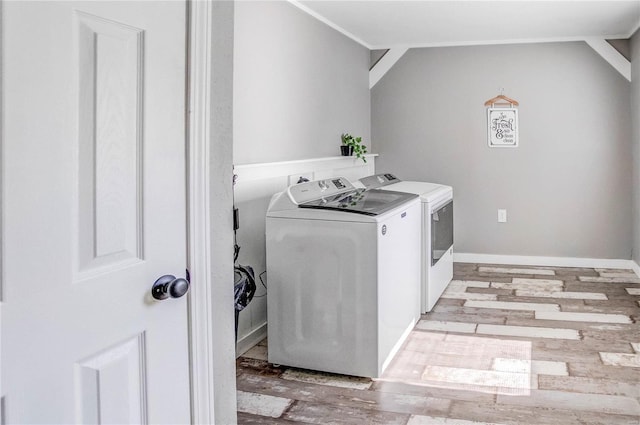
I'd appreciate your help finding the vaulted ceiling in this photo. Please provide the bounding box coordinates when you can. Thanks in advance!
[294,0,640,49]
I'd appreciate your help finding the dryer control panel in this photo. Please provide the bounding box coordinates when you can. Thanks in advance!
[287,177,355,205]
[359,173,401,190]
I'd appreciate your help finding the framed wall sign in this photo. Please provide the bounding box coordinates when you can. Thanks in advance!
[487,107,518,148]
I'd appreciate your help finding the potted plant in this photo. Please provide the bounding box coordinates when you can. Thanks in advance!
[340,133,368,163]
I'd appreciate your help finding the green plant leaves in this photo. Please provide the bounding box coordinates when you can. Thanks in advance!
[340,133,367,163]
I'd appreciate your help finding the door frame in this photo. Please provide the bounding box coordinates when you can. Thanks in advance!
[187,1,236,423]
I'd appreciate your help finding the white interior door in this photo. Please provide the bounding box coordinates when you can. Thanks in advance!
[1,1,191,423]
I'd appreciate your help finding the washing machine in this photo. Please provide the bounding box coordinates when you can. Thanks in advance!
[360,173,453,313]
[266,177,421,378]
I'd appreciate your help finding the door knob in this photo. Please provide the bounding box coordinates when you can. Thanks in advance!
[152,275,190,300]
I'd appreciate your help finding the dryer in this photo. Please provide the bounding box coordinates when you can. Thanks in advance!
[266,177,421,378]
[360,174,453,313]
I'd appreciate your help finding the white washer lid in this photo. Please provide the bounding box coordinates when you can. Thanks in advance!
[384,181,452,203]
[299,188,418,216]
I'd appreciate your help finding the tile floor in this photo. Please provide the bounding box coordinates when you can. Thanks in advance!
[236,263,640,425]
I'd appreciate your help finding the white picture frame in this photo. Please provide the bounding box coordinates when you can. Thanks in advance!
[488,107,518,147]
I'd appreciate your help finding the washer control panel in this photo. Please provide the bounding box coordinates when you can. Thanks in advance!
[359,173,401,189]
[287,177,355,205]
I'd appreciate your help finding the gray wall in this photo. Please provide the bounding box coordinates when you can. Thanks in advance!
[233,1,370,164]
[632,33,640,265]
[372,42,632,259]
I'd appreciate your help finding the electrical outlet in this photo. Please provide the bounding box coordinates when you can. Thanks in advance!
[498,209,507,223]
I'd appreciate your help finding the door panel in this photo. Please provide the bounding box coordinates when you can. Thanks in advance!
[76,334,147,424]
[1,2,190,423]
[76,10,145,276]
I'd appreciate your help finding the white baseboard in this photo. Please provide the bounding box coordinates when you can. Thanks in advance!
[454,253,636,270]
[236,321,267,358]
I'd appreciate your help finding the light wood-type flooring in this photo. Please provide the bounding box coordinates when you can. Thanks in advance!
[236,263,640,424]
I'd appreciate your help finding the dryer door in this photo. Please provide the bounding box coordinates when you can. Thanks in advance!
[432,200,453,265]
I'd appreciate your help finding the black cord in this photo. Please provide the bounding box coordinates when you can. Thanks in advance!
[233,205,240,263]
[253,271,268,298]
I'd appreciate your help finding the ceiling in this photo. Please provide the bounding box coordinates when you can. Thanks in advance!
[294,1,640,49]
